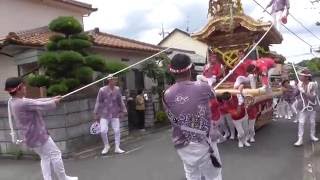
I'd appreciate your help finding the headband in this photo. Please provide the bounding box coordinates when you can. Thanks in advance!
[169,63,193,74]
[5,83,23,93]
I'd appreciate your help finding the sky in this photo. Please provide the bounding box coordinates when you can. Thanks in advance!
[79,0,320,63]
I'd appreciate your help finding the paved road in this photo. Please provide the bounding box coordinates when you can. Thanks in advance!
[0,119,304,180]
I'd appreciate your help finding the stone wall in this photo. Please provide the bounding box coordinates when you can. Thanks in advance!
[0,95,131,158]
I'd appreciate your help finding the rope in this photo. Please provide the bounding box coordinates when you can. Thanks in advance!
[291,62,320,112]
[7,98,23,144]
[213,22,274,90]
[61,47,172,99]
[288,13,320,42]
[7,98,16,143]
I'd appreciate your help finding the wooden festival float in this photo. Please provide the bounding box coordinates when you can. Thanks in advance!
[192,0,285,128]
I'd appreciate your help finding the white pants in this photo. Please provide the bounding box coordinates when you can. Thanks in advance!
[214,118,229,139]
[278,101,293,118]
[176,142,222,180]
[232,116,249,143]
[248,119,256,139]
[100,118,121,147]
[196,75,217,87]
[298,111,317,138]
[292,100,298,115]
[272,10,285,30]
[223,114,235,138]
[33,137,69,180]
[210,122,223,143]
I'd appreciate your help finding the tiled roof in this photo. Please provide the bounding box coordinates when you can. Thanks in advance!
[5,27,57,46]
[89,28,162,53]
[3,27,161,53]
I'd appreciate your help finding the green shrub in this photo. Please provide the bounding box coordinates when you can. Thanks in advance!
[57,39,72,50]
[57,39,92,51]
[46,42,59,51]
[71,33,91,41]
[155,111,168,124]
[105,61,128,74]
[49,16,83,35]
[27,74,50,87]
[73,66,93,84]
[38,52,59,67]
[49,34,65,42]
[47,83,68,96]
[31,16,109,94]
[59,51,84,65]
[85,55,107,72]
[70,39,92,50]
[62,78,80,90]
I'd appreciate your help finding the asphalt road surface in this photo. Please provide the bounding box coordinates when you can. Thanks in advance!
[0,119,304,180]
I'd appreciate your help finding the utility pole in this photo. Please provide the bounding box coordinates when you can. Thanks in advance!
[159,24,169,39]
[186,16,190,33]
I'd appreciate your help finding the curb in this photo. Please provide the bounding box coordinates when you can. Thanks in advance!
[304,124,320,180]
[72,124,170,159]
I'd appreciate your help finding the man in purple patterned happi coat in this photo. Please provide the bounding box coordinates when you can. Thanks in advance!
[265,0,290,29]
[163,54,222,180]
[5,77,77,180]
[94,76,127,155]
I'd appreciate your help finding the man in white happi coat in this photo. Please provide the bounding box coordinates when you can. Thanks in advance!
[294,69,319,146]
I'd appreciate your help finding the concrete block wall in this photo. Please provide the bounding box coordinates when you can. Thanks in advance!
[144,91,157,128]
[0,96,130,158]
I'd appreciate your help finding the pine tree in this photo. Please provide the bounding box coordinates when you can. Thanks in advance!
[28,16,126,96]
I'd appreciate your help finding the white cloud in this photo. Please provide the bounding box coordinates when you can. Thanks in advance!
[136,28,165,44]
[145,2,184,27]
[79,0,320,62]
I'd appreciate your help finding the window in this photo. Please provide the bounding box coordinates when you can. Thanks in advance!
[121,58,130,62]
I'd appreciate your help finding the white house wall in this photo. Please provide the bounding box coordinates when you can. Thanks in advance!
[0,55,18,101]
[90,48,157,90]
[0,0,83,36]
[160,31,208,57]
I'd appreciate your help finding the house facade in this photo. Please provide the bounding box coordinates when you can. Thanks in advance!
[0,0,96,100]
[158,29,207,73]
[158,28,208,58]
[0,0,162,157]
[0,0,95,36]
[0,0,162,101]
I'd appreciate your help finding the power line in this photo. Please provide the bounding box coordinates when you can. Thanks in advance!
[288,13,320,41]
[251,0,314,48]
[310,0,320,4]
[285,53,313,58]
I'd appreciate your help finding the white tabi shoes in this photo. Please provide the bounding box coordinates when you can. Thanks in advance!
[249,137,255,143]
[66,176,78,180]
[311,135,319,142]
[294,138,303,146]
[101,144,110,155]
[238,141,244,148]
[115,146,125,154]
[244,141,251,147]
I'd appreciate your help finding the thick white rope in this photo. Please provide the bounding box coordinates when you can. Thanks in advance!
[7,98,23,144]
[7,98,16,143]
[291,62,320,112]
[214,22,275,90]
[61,47,171,99]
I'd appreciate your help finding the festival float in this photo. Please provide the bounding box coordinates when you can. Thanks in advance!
[192,0,286,128]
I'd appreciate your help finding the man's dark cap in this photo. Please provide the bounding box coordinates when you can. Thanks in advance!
[169,54,193,74]
[5,77,23,92]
